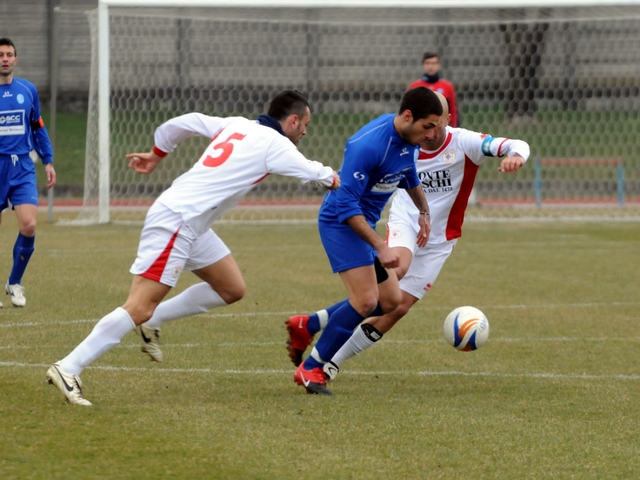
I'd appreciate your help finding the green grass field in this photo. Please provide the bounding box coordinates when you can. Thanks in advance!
[1,212,639,479]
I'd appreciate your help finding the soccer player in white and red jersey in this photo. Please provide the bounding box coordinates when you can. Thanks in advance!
[287,93,529,385]
[46,90,340,406]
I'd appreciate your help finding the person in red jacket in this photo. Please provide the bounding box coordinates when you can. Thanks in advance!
[408,51,459,127]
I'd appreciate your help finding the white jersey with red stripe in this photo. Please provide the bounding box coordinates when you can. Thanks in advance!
[152,113,335,236]
[389,126,530,244]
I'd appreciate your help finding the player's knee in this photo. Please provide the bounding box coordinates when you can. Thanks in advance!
[126,305,155,325]
[351,295,380,317]
[20,222,36,237]
[393,301,412,319]
[218,280,245,305]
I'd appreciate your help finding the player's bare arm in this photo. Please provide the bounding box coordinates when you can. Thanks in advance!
[498,155,526,174]
[345,215,400,269]
[405,185,431,247]
[126,151,163,174]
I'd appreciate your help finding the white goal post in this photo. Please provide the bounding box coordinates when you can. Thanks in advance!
[75,0,640,224]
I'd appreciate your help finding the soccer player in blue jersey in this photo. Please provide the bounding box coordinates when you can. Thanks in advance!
[290,86,443,395]
[0,38,56,308]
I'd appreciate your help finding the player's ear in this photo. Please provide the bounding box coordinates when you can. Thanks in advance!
[401,109,414,124]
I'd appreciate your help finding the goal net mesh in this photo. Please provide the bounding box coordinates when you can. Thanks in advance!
[77,4,640,224]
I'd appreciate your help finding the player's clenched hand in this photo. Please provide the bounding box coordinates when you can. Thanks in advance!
[326,170,341,190]
[126,152,163,174]
[498,156,525,174]
[377,244,400,270]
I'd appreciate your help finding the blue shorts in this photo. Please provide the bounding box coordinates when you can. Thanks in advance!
[318,218,377,274]
[0,155,38,211]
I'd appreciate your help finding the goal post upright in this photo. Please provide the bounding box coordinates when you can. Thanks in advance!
[98,0,110,223]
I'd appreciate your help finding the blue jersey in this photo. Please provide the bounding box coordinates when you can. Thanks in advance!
[0,77,53,163]
[319,114,420,226]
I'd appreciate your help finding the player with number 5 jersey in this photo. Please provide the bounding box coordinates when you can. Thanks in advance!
[148,111,336,236]
[46,90,340,406]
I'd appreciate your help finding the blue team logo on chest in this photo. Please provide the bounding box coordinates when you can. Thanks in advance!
[0,109,26,136]
[16,94,25,104]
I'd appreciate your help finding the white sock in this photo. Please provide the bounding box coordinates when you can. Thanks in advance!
[145,282,227,330]
[58,307,136,375]
[310,347,326,364]
[331,324,380,368]
[317,309,329,330]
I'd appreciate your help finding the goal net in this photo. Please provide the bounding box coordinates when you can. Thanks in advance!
[75,1,640,224]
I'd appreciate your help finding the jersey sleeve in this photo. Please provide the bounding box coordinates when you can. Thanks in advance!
[264,137,335,187]
[154,113,243,154]
[28,83,54,164]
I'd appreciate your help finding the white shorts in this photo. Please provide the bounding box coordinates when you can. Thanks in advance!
[130,203,231,287]
[387,214,457,300]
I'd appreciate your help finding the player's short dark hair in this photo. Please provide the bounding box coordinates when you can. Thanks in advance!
[422,51,439,62]
[399,87,443,121]
[0,37,16,55]
[267,90,310,121]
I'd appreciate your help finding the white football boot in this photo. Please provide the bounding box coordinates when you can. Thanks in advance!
[136,324,164,362]
[46,364,92,406]
[5,283,26,307]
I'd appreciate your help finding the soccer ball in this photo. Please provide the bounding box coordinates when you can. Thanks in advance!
[443,306,489,351]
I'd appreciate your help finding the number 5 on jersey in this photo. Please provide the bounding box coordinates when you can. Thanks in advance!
[203,132,246,167]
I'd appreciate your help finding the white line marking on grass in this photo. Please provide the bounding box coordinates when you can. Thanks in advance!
[1,336,638,352]
[1,361,639,381]
[414,370,640,381]
[1,301,639,329]
[0,319,98,328]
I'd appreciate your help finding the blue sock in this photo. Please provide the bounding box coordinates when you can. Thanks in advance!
[304,301,366,370]
[370,303,383,318]
[307,299,349,335]
[9,233,35,285]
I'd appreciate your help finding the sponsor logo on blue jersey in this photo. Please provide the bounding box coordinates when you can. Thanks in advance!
[371,170,409,194]
[481,136,495,157]
[0,109,26,136]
